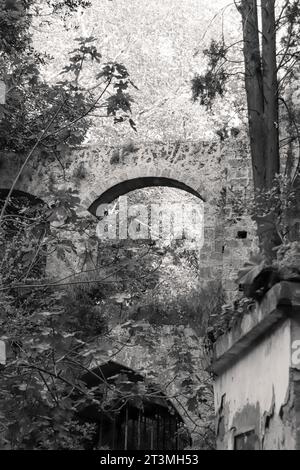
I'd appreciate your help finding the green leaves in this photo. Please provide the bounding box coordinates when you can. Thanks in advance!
[61,36,102,78]
[106,91,133,116]
[192,39,229,108]
[204,40,228,70]
[0,278,105,449]
[0,192,108,449]
[192,70,228,108]
[237,253,266,289]
[46,0,92,15]
[98,62,130,81]
[0,4,136,158]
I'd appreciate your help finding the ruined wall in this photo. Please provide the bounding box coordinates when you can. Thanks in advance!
[214,319,295,450]
[213,283,300,450]
[0,138,257,298]
[0,138,257,448]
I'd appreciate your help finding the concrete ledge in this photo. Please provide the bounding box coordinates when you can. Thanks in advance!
[210,282,300,375]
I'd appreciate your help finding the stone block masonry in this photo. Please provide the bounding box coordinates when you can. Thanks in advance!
[0,138,257,297]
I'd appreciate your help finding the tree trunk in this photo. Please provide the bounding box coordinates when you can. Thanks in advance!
[238,0,281,261]
[261,0,280,187]
[259,0,281,259]
[239,0,265,189]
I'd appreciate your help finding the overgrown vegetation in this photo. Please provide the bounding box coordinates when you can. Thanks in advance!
[193,1,300,341]
[0,0,141,449]
[0,0,136,161]
[193,0,300,259]
[0,190,219,448]
[2,0,300,451]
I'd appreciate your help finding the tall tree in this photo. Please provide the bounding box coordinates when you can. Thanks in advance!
[192,0,300,261]
[237,0,279,189]
[238,0,281,260]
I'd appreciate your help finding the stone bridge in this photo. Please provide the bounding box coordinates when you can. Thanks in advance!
[1,138,256,298]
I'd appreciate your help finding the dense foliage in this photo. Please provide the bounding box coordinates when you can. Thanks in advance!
[0,0,139,449]
[0,0,135,159]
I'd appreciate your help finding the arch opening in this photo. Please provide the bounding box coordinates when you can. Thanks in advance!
[83,184,208,446]
[79,361,190,450]
[0,188,49,279]
[89,177,204,216]
[0,189,46,209]
[89,184,205,330]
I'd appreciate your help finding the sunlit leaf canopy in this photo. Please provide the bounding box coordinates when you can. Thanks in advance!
[32,0,244,144]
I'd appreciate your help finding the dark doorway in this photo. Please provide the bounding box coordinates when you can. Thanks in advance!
[80,361,190,450]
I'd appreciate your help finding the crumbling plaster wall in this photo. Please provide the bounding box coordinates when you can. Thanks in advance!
[214,319,296,450]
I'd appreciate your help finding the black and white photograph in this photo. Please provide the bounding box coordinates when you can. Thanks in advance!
[0,0,299,455]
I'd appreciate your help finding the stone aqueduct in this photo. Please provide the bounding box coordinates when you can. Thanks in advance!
[1,138,257,444]
[1,138,256,298]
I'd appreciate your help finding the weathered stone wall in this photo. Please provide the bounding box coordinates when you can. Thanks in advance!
[0,138,256,297]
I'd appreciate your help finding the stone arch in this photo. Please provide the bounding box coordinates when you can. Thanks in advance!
[84,328,211,445]
[80,147,224,290]
[80,360,190,450]
[88,176,204,215]
[0,188,49,277]
[0,139,253,296]
[0,188,46,208]
[69,141,222,213]
[0,142,223,213]
[83,359,184,420]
